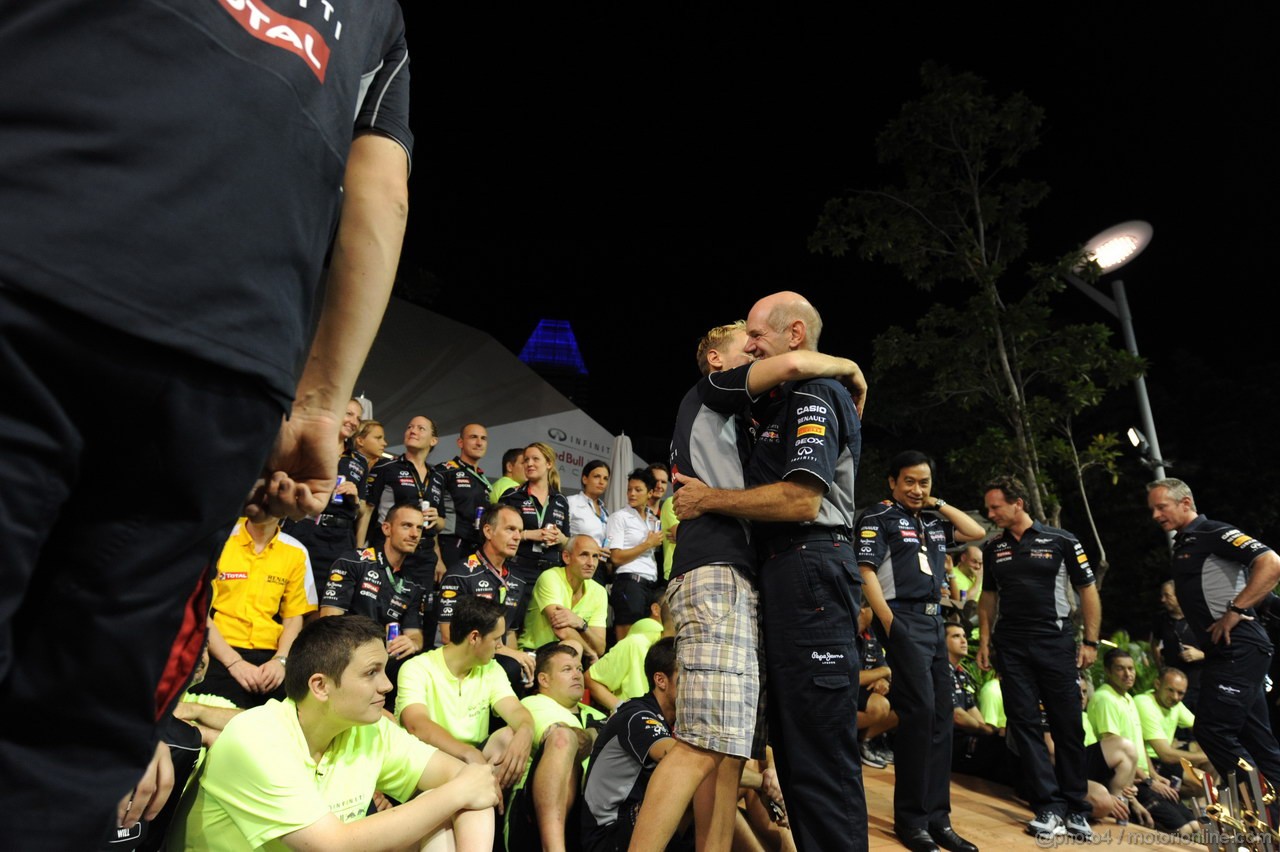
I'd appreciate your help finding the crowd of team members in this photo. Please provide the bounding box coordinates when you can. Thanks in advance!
[154,408,769,851]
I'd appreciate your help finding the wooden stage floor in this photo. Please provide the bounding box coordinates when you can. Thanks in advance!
[861,763,1203,851]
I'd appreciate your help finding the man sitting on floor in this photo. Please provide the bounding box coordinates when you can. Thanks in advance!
[169,615,499,850]
[395,595,535,793]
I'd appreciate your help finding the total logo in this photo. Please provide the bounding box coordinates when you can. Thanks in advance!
[219,0,341,82]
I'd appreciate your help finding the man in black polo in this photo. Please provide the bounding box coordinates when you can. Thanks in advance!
[437,504,529,646]
[581,638,683,852]
[0,2,412,843]
[631,317,864,852]
[359,415,445,583]
[1146,477,1280,786]
[667,291,865,852]
[433,423,493,567]
[857,451,984,852]
[320,503,430,677]
[976,475,1100,841]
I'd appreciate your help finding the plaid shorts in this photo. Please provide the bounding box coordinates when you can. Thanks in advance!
[666,564,766,759]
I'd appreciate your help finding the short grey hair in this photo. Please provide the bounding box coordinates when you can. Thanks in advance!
[1147,478,1195,511]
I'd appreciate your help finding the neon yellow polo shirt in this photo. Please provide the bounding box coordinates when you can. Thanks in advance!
[210,520,315,649]
[587,618,664,703]
[519,567,608,650]
[170,698,433,850]
[394,647,515,746]
[1087,684,1146,762]
[1135,691,1196,761]
[977,679,1006,729]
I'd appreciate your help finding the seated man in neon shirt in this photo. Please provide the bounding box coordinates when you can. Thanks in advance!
[396,595,536,792]
[169,615,499,851]
[520,535,608,661]
[508,643,606,852]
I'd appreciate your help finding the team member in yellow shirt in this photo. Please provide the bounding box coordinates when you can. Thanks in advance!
[197,516,317,708]
[170,615,499,851]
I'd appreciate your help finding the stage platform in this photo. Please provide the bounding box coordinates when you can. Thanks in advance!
[861,764,1202,851]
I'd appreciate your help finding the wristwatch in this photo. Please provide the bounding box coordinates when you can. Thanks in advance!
[933,499,948,509]
[274,655,288,667]
[1228,602,1250,616]
[1081,639,1099,648]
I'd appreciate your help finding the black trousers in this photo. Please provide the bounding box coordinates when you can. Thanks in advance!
[760,537,867,852]
[0,286,281,848]
[993,630,1089,816]
[877,608,952,830]
[1196,642,1280,786]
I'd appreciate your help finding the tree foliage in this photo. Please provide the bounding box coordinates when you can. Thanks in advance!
[810,63,1142,549]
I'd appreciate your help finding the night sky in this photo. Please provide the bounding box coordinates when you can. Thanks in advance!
[391,9,1278,565]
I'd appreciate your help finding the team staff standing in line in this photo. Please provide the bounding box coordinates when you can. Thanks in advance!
[857,450,984,852]
[667,292,865,852]
[433,423,493,568]
[976,475,1100,841]
[1146,478,1280,786]
[358,415,445,584]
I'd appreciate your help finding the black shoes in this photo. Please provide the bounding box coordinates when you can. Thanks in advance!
[895,827,940,852]
[929,824,979,852]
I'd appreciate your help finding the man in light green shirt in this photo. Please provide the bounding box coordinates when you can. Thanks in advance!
[397,595,535,792]
[586,599,666,713]
[169,615,498,851]
[1134,668,1212,783]
[508,644,605,852]
[520,535,608,658]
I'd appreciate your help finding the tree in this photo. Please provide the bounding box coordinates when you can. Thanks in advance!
[810,63,1141,557]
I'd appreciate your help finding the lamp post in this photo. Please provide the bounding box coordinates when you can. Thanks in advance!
[1063,220,1168,480]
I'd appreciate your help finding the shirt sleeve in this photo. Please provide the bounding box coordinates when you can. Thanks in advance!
[353,9,413,169]
[780,381,843,490]
[620,707,673,764]
[1087,692,1125,739]
[375,719,435,803]
[1210,526,1274,566]
[531,570,564,614]
[605,513,629,549]
[281,550,317,619]
[1136,696,1165,743]
[394,655,433,721]
[698,363,755,413]
[321,559,357,611]
[856,506,889,568]
[583,583,608,628]
[1063,534,1096,588]
[587,648,624,691]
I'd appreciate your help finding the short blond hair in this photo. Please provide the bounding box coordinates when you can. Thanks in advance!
[695,320,745,376]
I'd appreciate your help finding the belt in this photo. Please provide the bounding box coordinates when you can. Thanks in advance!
[888,600,941,616]
[316,514,353,529]
[764,528,850,557]
[615,573,658,586]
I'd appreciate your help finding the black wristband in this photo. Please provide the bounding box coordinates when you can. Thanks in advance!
[1082,639,1099,648]
[1228,603,1250,616]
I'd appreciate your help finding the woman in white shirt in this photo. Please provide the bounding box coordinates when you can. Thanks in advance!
[567,459,611,550]
[604,468,665,641]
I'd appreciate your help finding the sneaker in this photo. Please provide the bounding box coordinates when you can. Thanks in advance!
[859,740,887,769]
[876,736,895,765]
[1026,810,1065,838]
[1064,812,1093,839]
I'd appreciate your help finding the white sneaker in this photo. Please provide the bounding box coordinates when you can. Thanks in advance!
[1064,812,1093,839]
[1026,810,1065,838]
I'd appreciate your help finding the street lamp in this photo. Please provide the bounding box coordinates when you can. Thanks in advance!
[1064,220,1168,481]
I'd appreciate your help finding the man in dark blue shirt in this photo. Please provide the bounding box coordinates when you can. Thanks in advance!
[1146,477,1280,786]
[667,292,866,852]
[977,475,1100,842]
[857,451,984,852]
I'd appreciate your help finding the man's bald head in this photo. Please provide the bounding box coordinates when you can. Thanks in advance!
[745,291,822,356]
